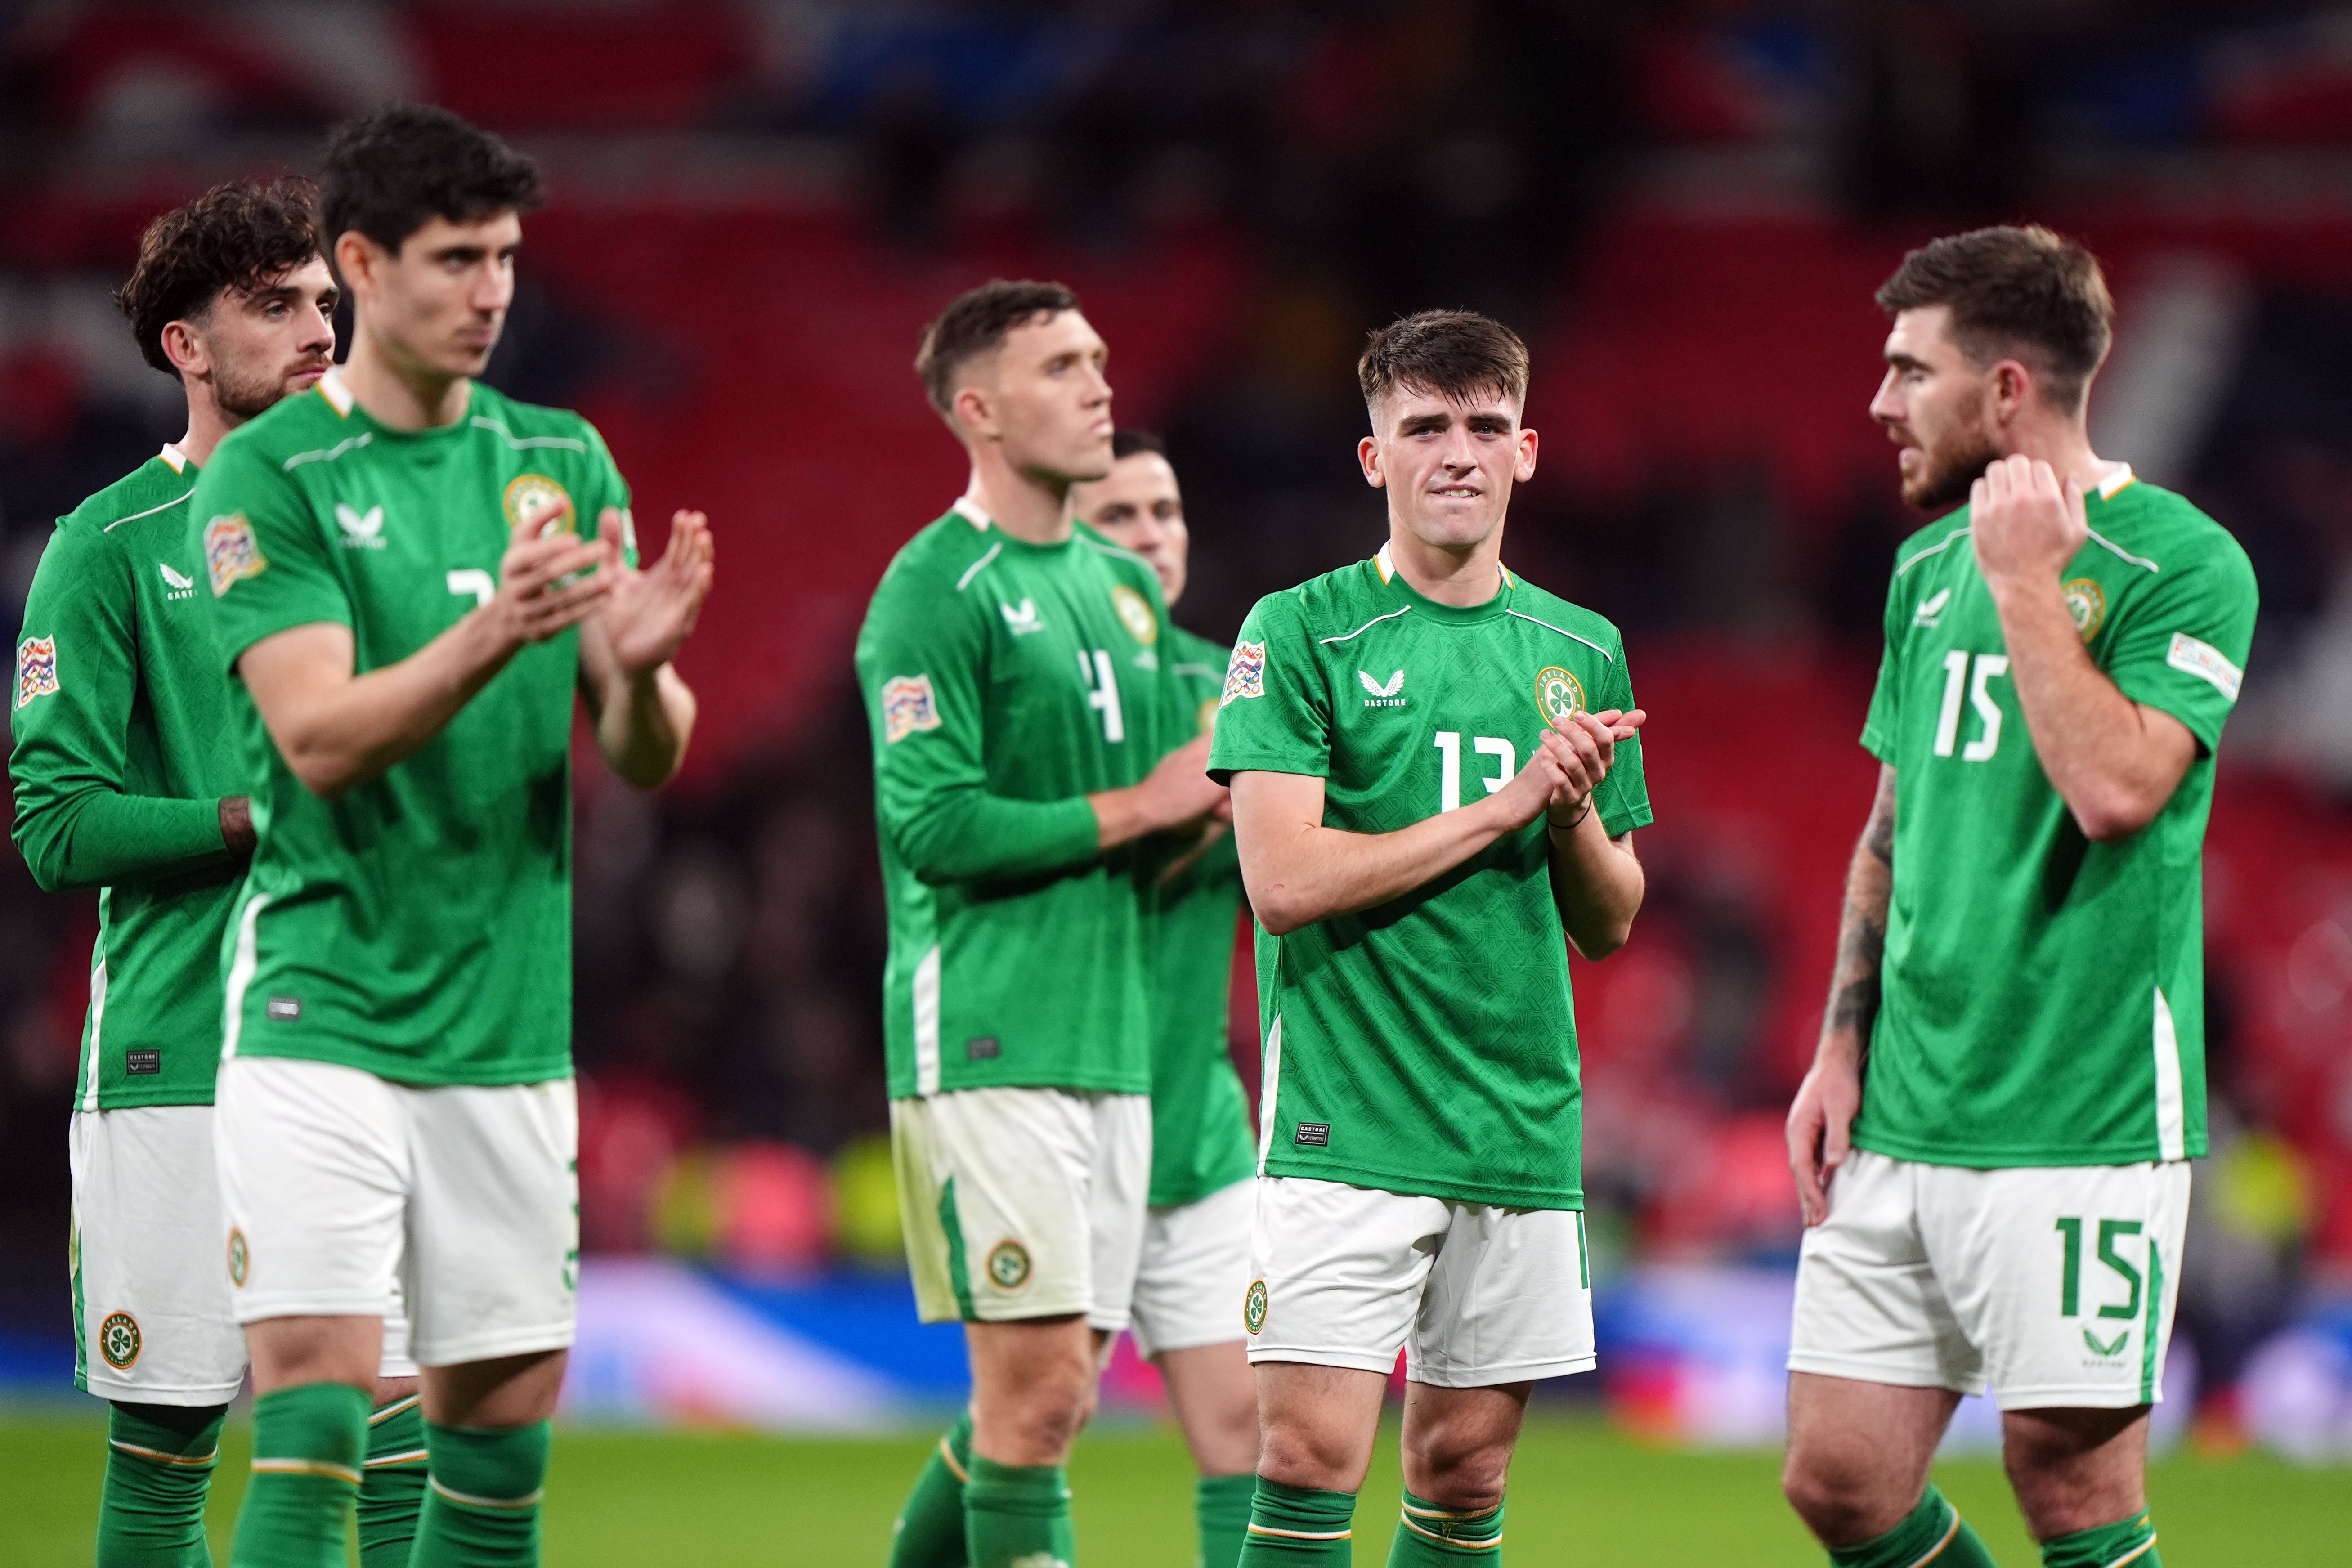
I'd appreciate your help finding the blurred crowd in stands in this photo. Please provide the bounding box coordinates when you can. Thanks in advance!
[4,0,2352,1433]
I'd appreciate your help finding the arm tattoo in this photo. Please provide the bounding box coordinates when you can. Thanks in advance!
[1823,770,1895,1050]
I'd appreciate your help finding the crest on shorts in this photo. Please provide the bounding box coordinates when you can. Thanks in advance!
[203,513,268,597]
[15,636,58,709]
[1221,641,1265,707]
[502,473,574,536]
[986,1239,1031,1291]
[227,1229,249,1288]
[2063,578,2107,642]
[1111,583,1158,645]
[881,674,942,744]
[99,1311,141,1370]
[1534,665,1585,727]
[1243,1279,1268,1335]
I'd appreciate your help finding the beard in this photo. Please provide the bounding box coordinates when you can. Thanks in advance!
[210,357,309,421]
[1903,428,2004,512]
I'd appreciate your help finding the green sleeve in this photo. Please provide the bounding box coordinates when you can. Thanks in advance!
[9,525,227,892]
[1591,639,1655,838]
[856,563,1100,883]
[191,438,349,672]
[1205,598,1326,782]
[581,421,640,567]
[1859,553,1905,764]
[2106,534,2258,754]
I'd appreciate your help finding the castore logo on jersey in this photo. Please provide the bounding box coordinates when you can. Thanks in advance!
[1358,668,1406,706]
[335,503,387,549]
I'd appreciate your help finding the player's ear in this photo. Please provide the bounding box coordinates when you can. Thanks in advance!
[332,231,380,300]
[952,382,996,443]
[160,318,209,380]
[1514,425,1539,483]
[1358,434,1385,488]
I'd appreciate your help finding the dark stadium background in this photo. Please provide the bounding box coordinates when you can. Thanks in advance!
[2,0,2351,1465]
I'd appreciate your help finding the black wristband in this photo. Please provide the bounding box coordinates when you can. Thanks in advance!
[1547,797,1593,832]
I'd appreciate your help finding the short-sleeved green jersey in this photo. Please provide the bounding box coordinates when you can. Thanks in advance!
[1207,543,1653,1210]
[12,447,243,1110]
[1146,626,1254,1209]
[1853,468,2258,1169]
[191,369,631,1087]
[856,501,1186,1101]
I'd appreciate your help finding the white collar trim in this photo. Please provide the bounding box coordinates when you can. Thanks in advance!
[317,367,355,417]
[158,442,189,473]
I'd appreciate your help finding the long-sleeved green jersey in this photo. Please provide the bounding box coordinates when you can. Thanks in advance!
[856,501,1186,1101]
[12,444,243,1111]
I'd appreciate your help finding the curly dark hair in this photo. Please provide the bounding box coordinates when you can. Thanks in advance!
[320,101,544,258]
[914,279,1082,417]
[1876,226,2114,413]
[112,178,323,376]
[1357,309,1531,416]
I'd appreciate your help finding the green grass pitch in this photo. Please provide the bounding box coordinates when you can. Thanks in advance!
[2,1408,2342,1564]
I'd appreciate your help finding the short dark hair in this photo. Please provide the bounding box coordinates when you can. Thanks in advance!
[112,179,322,376]
[319,101,544,258]
[1358,309,1531,417]
[1876,225,2114,412]
[1110,429,1165,461]
[914,279,1080,417]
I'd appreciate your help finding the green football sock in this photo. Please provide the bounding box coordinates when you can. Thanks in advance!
[227,1382,369,1568]
[963,1455,1075,1568]
[2041,1510,2160,1568]
[97,1401,226,1567]
[1196,1472,1256,1568]
[409,1420,551,1568]
[356,1393,428,1568]
[1828,1484,1997,1568]
[890,1411,972,1568]
[1236,1477,1356,1564]
[1386,1488,1502,1560]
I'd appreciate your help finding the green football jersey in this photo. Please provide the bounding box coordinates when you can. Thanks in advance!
[1207,543,1653,1210]
[1146,625,1255,1209]
[1852,468,2258,1168]
[12,446,245,1110]
[191,369,631,1087]
[856,502,1187,1101]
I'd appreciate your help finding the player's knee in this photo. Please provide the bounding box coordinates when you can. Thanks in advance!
[1255,1416,1359,1492]
[1779,1448,1883,1542]
[1399,1444,1508,1513]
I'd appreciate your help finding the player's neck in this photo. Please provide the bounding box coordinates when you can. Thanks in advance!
[1997,417,2109,497]
[340,332,472,431]
[175,382,235,468]
[963,454,1072,547]
[1386,522,1506,608]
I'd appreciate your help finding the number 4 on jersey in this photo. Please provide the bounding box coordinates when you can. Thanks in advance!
[1079,649,1124,743]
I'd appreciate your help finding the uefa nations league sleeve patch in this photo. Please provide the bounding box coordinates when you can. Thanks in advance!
[14,636,58,708]
[881,673,942,743]
[1222,640,1266,707]
[203,513,269,597]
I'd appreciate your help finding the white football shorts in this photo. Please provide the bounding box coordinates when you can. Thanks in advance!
[214,1057,578,1369]
[1789,1149,2190,1410]
[1131,1175,1254,1359]
[71,1103,413,1403]
[893,1087,1150,1331]
[1245,1176,1596,1388]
